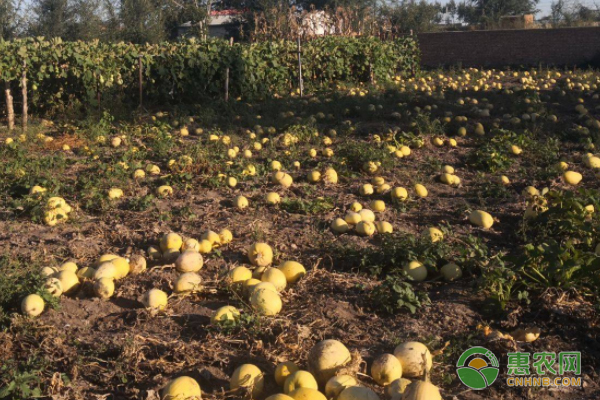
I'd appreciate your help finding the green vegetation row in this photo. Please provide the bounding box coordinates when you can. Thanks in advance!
[0,36,419,113]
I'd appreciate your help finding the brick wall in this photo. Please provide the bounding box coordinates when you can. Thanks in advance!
[418,27,600,68]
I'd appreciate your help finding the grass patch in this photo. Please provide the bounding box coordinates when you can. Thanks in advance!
[280,197,334,215]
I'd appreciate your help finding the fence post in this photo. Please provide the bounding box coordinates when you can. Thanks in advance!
[138,55,143,108]
[21,61,27,132]
[4,82,14,131]
[225,37,233,102]
[410,30,416,78]
[297,36,303,97]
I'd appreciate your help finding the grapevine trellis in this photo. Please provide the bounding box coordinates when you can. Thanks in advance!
[0,36,419,128]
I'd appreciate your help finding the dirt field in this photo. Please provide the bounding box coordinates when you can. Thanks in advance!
[1,69,599,399]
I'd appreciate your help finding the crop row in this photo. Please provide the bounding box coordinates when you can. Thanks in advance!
[0,36,419,112]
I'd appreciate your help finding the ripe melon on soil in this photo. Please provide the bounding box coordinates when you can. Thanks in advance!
[266,395,294,400]
[21,294,45,317]
[248,243,274,267]
[393,342,432,378]
[261,267,287,292]
[338,386,380,400]
[250,288,282,316]
[275,362,300,386]
[55,270,80,294]
[387,378,412,399]
[94,278,115,300]
[288,388,327,400]
[332,218,350,233]
[229,266,252,283]
[325,375,358,398]
[230,364,264,397]
[283,370,318,394]
[402,380,442,400]
[278,261,306,284]
[43,278,63,297]
[161,376,202,400]
[563,171,582,185]
[371,353,403,386]
[94,261,119,281]
[307,339,352,385]
[175,250,203,273]
[142,289,168,310]
[469,210,494,229]
[161,233,183,252]
[211,305,240,325]
[440,263,462,281]
[174,272,203,293]
[403,261,427,282]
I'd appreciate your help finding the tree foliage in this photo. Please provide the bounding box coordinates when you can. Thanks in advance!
[29,0,72,38]
[0,36,419,112]
[119,0,166,43]
[0,0,18,39]
[382,0,443,33]
[549,0,600,27]
[24,0,209,43]
[457,0,539,27]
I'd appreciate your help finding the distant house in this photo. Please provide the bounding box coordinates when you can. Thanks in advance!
[178,10,243,39]
[207,10,243,38]
[179,9,338,39]
[499,14,536,29]
[300,10,335,36]
[437,11,468,28]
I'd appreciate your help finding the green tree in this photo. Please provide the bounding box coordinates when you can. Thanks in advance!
[457,0,539,27]
[119,0,166,43]
[549,0,600,27]
[29,0,72,38]
[161,0,208,40]
[383,0,443,33]
[101,0,123,41]
[445,0,459,24]
[0,0,17,39]
[67,0,107,40]
[118,0,208,43]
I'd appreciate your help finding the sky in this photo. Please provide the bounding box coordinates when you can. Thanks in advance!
[16,0,600,25]
[438,0,600,19]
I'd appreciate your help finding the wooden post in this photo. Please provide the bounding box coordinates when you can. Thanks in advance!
[4,82,14,131]
[297,36,303,97]
[97,86,101,110]
[138,55,143,108]
[409,30,416,78]
[21,61,27,131]
[225,37,233,102]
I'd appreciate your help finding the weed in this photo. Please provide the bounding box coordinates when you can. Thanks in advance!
[209,312,264,337]
[0,358,46,399]
[127,195,156,212]
[336,140,393,173]
[478,255,523,311]
[369,276,431,314]
[414,113,446,137]
[280,197,334,215]
[325,228,490,278]
[0,257,50,329]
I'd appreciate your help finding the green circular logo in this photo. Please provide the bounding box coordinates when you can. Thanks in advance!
[456,347,500,390]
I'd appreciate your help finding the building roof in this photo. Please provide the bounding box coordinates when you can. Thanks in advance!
[179,10,243,28]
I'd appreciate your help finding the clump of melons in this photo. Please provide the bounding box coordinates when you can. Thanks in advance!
[150,230,232,263]
[43,196,74,226]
